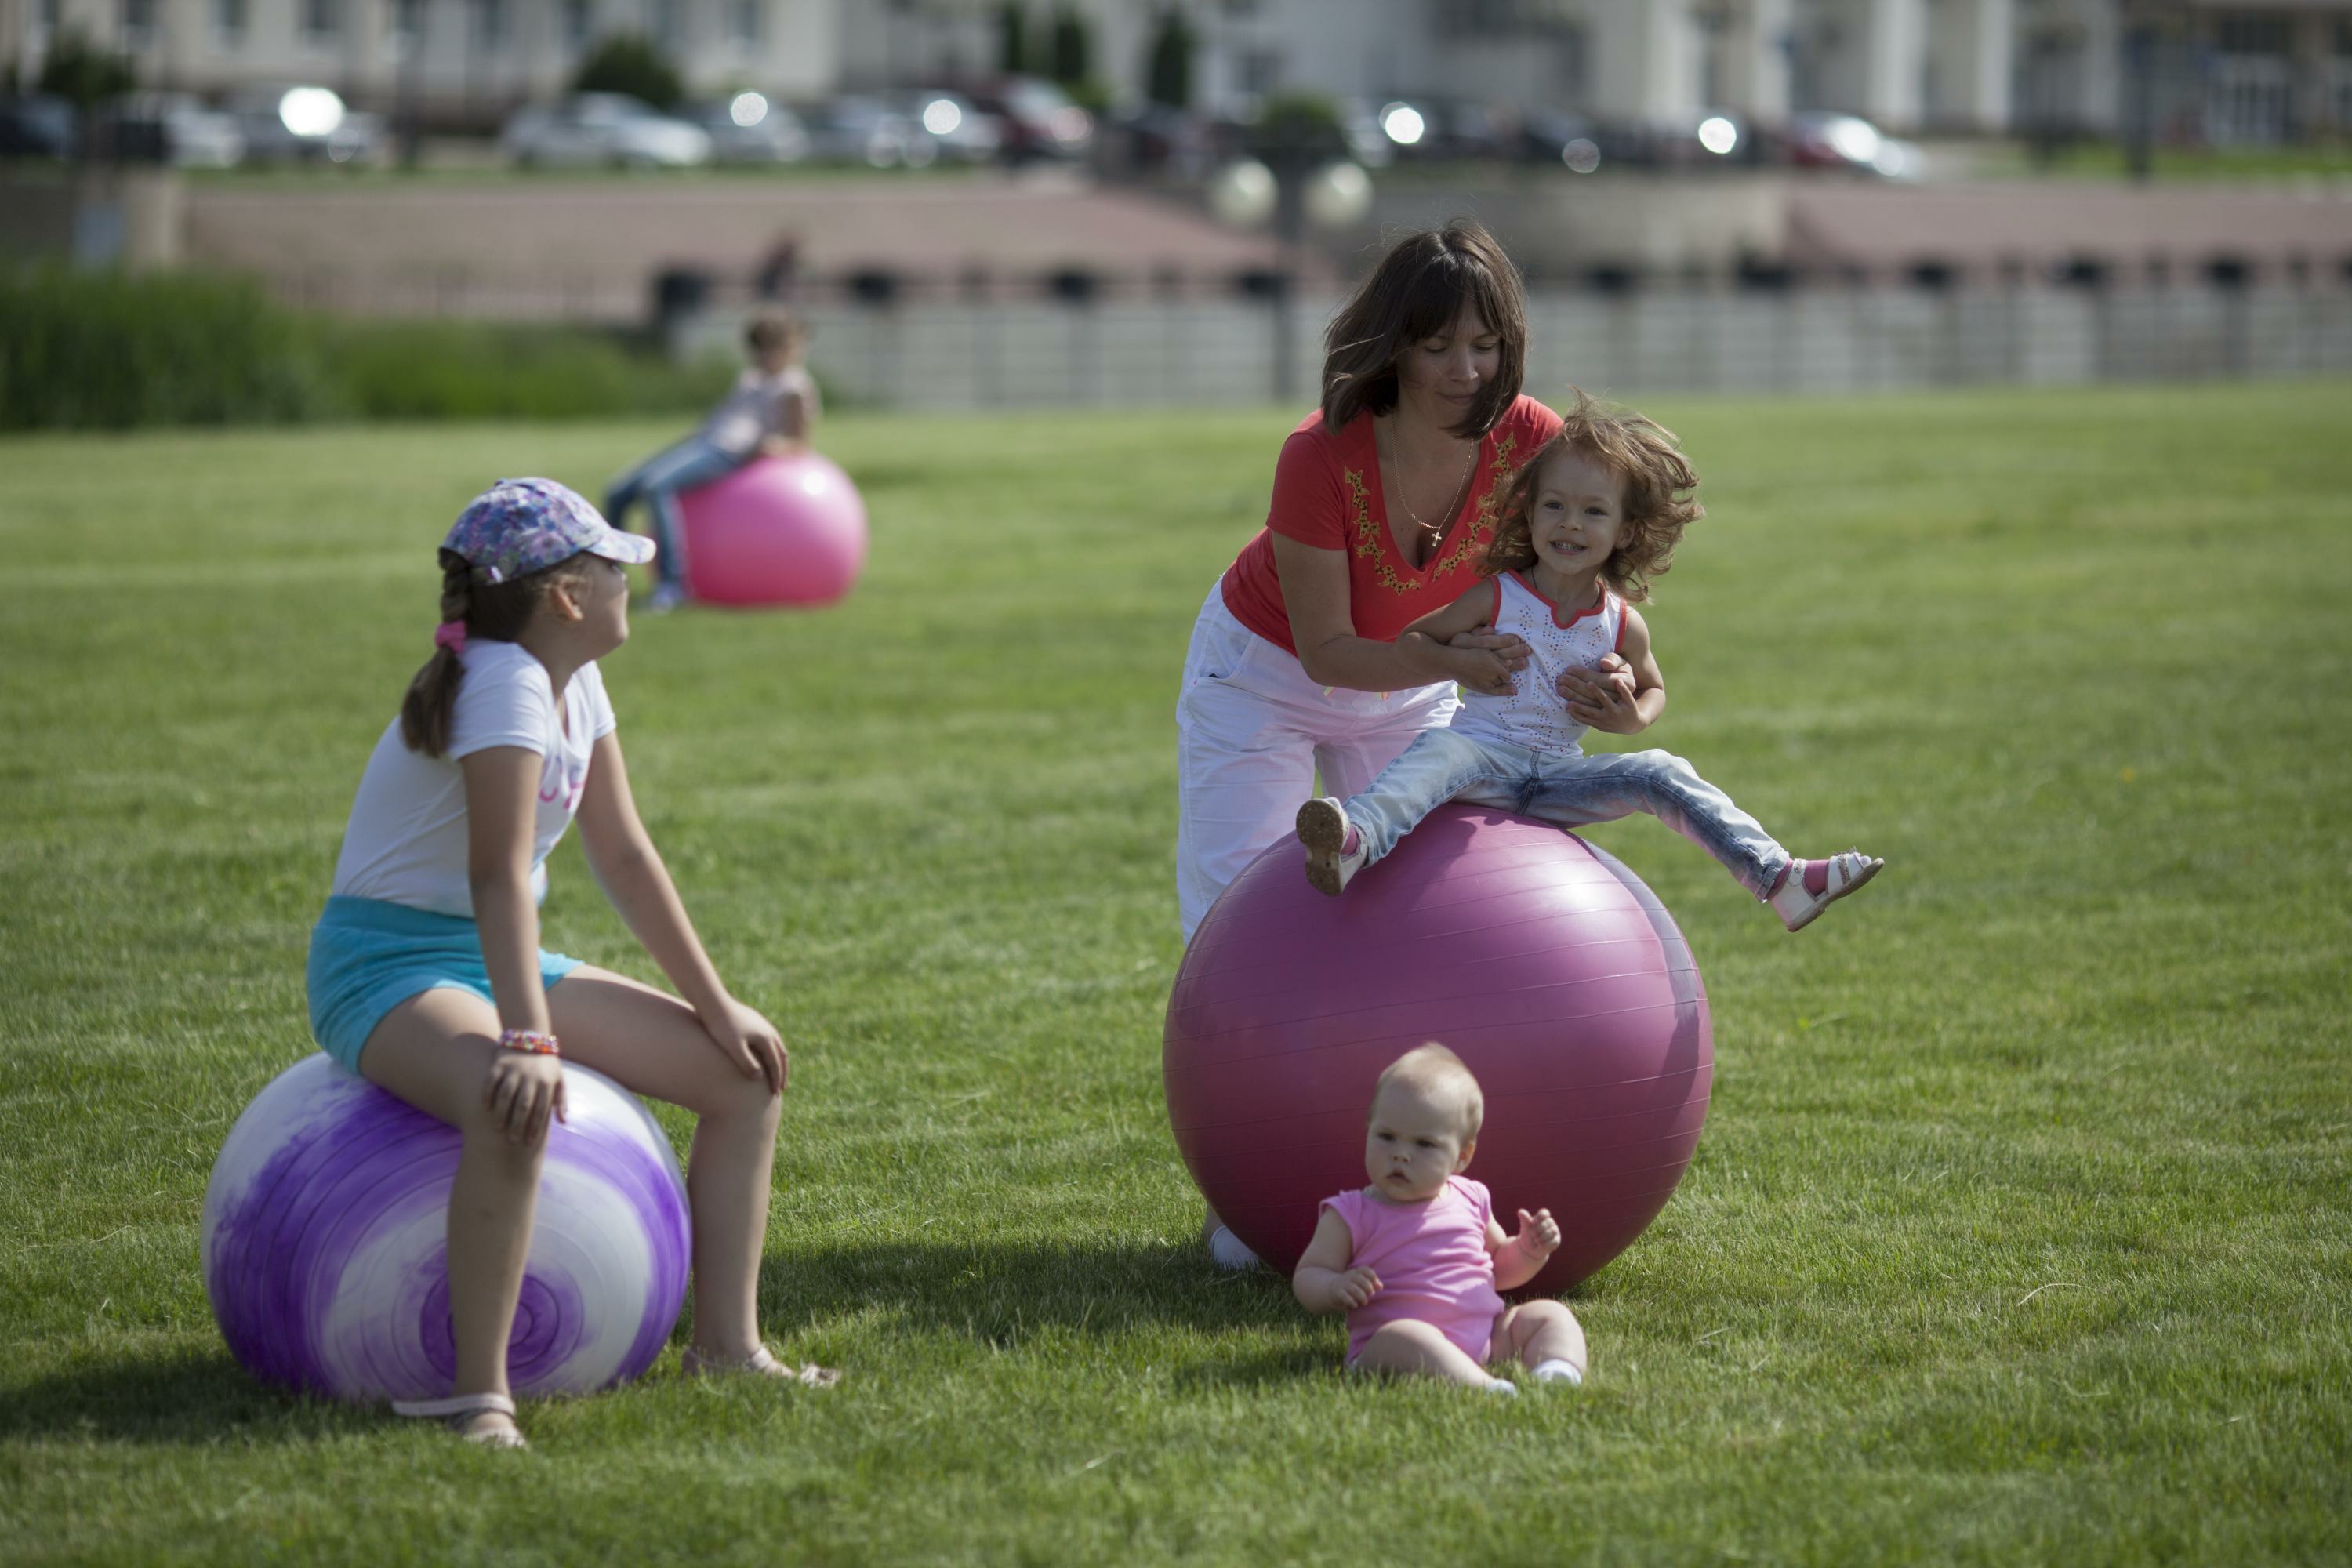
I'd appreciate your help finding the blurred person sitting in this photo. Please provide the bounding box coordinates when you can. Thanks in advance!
[606,307,820,612]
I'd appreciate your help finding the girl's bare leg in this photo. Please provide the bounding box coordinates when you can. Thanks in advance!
[358,988,540,1443]
[1499,1300,1587,1375]
[1351,1319,1497,1387]
[547,967,788,1367]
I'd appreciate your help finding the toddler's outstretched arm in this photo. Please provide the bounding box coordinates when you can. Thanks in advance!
[1488,1207,1562,1291]
[1292,1208,1381,1314]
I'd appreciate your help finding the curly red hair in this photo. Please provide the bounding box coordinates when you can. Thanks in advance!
[1479,391,1703,604]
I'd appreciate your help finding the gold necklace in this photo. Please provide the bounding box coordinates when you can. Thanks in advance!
[1393,434,1479,537]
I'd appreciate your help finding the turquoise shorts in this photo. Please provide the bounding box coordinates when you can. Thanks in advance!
[305,895,582,1072]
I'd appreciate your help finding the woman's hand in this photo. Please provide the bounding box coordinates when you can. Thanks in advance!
[701,995,788,1094]
[484,1051,567,1145]
[1444,641,1527,698]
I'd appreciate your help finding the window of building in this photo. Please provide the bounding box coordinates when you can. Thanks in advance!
[303,0,342,43]
[388,0,419,45]
[562,0,591,49]
[730,0,761,46]
[212,0,246,45]
[2215,16,2290,57]
[120,0,155,45]
[1237,49,1279,94]
[477,0,508,50]
[1442,0,1578,33]
[648,0,681,50]
[1221,0,1258,18]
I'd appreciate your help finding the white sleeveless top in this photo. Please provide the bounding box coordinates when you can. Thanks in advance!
[1450,573,1625,755]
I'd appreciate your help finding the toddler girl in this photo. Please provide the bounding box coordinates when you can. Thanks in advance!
[306,478,834,1450]
[1293,1045,1586,1392]
[1298,393,1882,930]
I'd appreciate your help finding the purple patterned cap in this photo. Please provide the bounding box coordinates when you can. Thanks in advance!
[441,477,655,585]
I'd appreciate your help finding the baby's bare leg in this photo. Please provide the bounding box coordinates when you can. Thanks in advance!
[1352,1320,1500,1388]
[1500,1300,1587,1378]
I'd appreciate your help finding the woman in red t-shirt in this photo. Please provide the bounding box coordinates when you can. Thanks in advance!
[1176,223,1624,1270]
[1178,223,1618,933]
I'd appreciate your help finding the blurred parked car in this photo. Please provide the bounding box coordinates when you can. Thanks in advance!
[804,96,934,169]
[1333,99,1395,169]
[683,93,808,165]
[903,90,1001,164]
[0,94,77,160]
[1785,111,1920,178]
[229,85,382,164]
[89,93,245,167]
[502,93,711,169]
[960,77,1092,162]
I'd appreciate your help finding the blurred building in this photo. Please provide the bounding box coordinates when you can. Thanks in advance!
[2,0,2348,143]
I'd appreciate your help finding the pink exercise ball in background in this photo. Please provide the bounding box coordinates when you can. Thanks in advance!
[676,452,868,608]
[1163,805,1714,1296]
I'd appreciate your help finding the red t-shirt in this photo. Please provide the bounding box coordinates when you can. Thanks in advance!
[1219,394,1564,655]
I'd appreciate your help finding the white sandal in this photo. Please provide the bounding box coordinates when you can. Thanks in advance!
[390,1391,526,1450]
[1297,798,1366,897]
[1775,850,1885,932]
[681,1344,841,1388]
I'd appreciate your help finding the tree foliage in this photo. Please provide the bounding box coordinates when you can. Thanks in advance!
[571,32,684,111]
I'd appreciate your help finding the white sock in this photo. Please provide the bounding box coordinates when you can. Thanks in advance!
[1483,1377,1519,1396]
[1207,1225,1261,1272]
[1533,1359,1583,1387]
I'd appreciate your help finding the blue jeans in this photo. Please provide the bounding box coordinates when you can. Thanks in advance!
[605,434,742,590]
[1345,727,1792,899]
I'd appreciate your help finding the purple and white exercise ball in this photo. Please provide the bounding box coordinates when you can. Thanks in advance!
[201,1054,691,1403]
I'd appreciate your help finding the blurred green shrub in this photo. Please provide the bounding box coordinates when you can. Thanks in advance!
[324,320,731,422]
[571,32,684,111]
[0,268,333,430]
[0,267,739,430]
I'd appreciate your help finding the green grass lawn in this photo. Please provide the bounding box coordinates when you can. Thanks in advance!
[2,384,2349,1566]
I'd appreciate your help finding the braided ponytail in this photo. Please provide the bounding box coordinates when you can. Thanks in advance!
[399,555,474,756]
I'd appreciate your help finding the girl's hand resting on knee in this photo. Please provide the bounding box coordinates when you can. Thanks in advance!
[701,996,787,1094]
[485,1051,567,1145]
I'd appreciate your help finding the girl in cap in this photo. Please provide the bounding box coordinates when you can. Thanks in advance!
[306,478,834,1450]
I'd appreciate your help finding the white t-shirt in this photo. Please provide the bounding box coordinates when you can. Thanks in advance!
[697,365,818,458]
[330,640,617,917]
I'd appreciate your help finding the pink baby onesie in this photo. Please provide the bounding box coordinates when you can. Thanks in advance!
[1320,1175,1508,1367]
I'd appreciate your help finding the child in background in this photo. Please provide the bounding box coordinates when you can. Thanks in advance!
[306,479,835,1450]
[605,305,821,611]
[1298,393,1882,931]
[1293,1045,1586,1393]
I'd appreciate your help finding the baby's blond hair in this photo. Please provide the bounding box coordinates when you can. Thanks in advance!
[1370,1044,1485,1144]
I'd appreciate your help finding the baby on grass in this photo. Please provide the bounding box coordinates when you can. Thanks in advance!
[1292,1045,1586,1394]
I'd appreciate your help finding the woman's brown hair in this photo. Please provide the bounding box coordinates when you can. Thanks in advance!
[398,551,594,757]
[1320,220,1528,437]
[1479,390,1704,604]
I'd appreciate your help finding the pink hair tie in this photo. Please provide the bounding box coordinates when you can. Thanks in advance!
[433,622,468,655]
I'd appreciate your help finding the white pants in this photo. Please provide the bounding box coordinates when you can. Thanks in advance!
[1174,586,1457,941]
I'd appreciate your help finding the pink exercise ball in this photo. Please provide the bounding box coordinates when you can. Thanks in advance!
[1163,804,1713,1295]
[677,452,867,608]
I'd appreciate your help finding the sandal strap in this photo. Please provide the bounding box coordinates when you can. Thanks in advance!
[392,1392,517,1420]
[682,1345,783,1377]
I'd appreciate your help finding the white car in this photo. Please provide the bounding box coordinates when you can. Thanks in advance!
[503,94,712,169]
[227,84,381,165]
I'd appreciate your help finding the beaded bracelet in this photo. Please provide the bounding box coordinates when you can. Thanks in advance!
[497,1029,561,1056]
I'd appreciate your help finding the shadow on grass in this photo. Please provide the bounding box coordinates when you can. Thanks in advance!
[754,1236,1304,1349]
[0,1348,373,1446]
